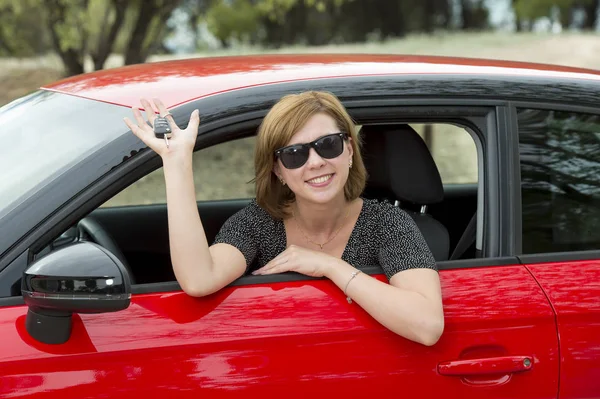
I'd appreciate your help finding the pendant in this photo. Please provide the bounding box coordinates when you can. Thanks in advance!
[318,244,324,250]
[347,297,352,304]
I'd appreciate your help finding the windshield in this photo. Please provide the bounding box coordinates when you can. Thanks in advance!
[0,91,132,218]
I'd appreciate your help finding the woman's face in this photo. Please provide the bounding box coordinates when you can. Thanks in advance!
[274,112,353,206]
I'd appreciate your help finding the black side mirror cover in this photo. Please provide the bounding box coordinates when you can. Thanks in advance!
[22,242,131,344]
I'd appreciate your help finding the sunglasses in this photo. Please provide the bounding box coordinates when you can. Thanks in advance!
[275,132,349,169]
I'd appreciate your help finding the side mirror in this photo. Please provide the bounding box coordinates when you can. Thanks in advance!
[22,242,131,344]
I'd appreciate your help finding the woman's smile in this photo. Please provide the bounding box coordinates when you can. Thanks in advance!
[305,173,335,187]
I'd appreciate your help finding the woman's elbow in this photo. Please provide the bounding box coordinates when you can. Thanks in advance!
[419,315,445,346]
[179,280,217,298]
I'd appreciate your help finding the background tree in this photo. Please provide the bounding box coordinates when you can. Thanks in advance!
[0,0,499,76]
[512,0,598,29]
[0,0,183,76]
[123,0,182,66]
[205,0,260,47]
[92,0,128,70]
[180,0,218,48]
[0,0,51,56]
[460,0,489,30]
[423,0,452,33]
[582,0,599,30]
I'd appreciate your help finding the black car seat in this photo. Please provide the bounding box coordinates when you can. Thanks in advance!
[360,124,450,261]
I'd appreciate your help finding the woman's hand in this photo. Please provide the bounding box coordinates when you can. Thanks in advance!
[252,245,340,278]
[124,98,200,158]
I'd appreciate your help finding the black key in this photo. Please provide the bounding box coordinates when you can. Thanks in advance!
[153,117,172,139]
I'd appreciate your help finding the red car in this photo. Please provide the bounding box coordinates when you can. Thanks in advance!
[0,54,599,398]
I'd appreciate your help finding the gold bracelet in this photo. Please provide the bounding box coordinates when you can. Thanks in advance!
[344,270,362,304]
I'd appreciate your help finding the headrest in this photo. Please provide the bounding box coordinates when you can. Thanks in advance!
[361,124,443,205]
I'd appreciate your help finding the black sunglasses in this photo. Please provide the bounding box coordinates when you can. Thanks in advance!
[274,132,349,169]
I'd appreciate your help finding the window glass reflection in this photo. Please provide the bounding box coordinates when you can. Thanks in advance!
[518,108,600,254]
[29,277,123,295]
[0,91,131,218]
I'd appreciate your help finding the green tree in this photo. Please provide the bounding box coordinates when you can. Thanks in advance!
[205,0,260,47]
[422,0,452,33]
[123,0,182,66]
[0,0,51,56]
[180,0,217,48]
[582,0,599,30]
[460,0,489,30]
[0,0,182,76]
[512,0,597,28]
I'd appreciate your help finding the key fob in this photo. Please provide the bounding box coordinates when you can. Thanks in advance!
[153,117,172,139]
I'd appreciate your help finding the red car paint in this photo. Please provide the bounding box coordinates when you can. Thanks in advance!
[42,54,600,109]
[0,54,597,398]
[0,266,558,398]
[525,260,600,399]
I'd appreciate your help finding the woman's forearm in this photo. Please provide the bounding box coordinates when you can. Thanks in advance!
[326,260,444,346]
[162,154,215,295]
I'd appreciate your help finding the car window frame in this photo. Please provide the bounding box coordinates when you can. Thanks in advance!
[0,74,524,303]
[508,100,600,263]
[0,106,497,302]
[3,73,599,274]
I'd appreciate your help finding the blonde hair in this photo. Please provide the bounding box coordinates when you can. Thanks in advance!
[254,91,367,220]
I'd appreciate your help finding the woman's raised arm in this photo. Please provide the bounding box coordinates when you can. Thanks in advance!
[124,98,246,296]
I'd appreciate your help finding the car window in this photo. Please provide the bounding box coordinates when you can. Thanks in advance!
[104,136,256,207]
[0,91,132,219]
[518,108,600,254]
[104,123,477,208]
[411,123,478,184]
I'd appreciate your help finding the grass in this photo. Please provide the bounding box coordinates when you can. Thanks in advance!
[0,68,62,108]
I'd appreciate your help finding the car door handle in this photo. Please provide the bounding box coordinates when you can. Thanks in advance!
[438,356,533,376]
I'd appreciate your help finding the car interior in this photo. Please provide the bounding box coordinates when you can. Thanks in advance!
[39,121,480,286]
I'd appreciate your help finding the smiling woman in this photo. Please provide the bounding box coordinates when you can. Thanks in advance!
[122,91,445,346]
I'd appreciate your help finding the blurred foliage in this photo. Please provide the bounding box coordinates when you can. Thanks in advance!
[1,0,598,76]
[256,0,298,23]
[0,0,182,76]
[0,0,49,56]
[205,0,260,46]
[514,0,598,28]
[461,0,489,30]
[195,0,486,48]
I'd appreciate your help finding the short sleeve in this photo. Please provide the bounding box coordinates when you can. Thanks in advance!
[378,205,438,280]
[212,202,260,270]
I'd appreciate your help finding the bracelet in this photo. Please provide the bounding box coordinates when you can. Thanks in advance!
[344,270,362,304]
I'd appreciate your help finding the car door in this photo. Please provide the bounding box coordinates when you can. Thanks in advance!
[0,102,559,398]
[514,106,600,399]
[0,261,558,398]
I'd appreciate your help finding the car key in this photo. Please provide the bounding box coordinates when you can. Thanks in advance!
[153,116,172,148]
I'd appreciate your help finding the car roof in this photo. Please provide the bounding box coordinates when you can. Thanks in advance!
[42,54,600,109]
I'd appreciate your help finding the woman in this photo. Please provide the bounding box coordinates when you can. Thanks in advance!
[124,91,444,346]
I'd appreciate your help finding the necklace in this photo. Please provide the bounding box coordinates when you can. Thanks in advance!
[292,205,351,250]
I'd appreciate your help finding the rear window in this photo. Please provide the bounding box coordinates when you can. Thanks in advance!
[518,108,600,254]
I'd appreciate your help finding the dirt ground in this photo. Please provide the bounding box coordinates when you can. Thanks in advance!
[0,68,62,107]
[2,32,598,206]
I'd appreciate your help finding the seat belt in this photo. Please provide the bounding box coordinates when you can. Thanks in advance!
[450,212,477,260]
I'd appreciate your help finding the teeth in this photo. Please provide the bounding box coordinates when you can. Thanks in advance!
[307,174,332,184]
